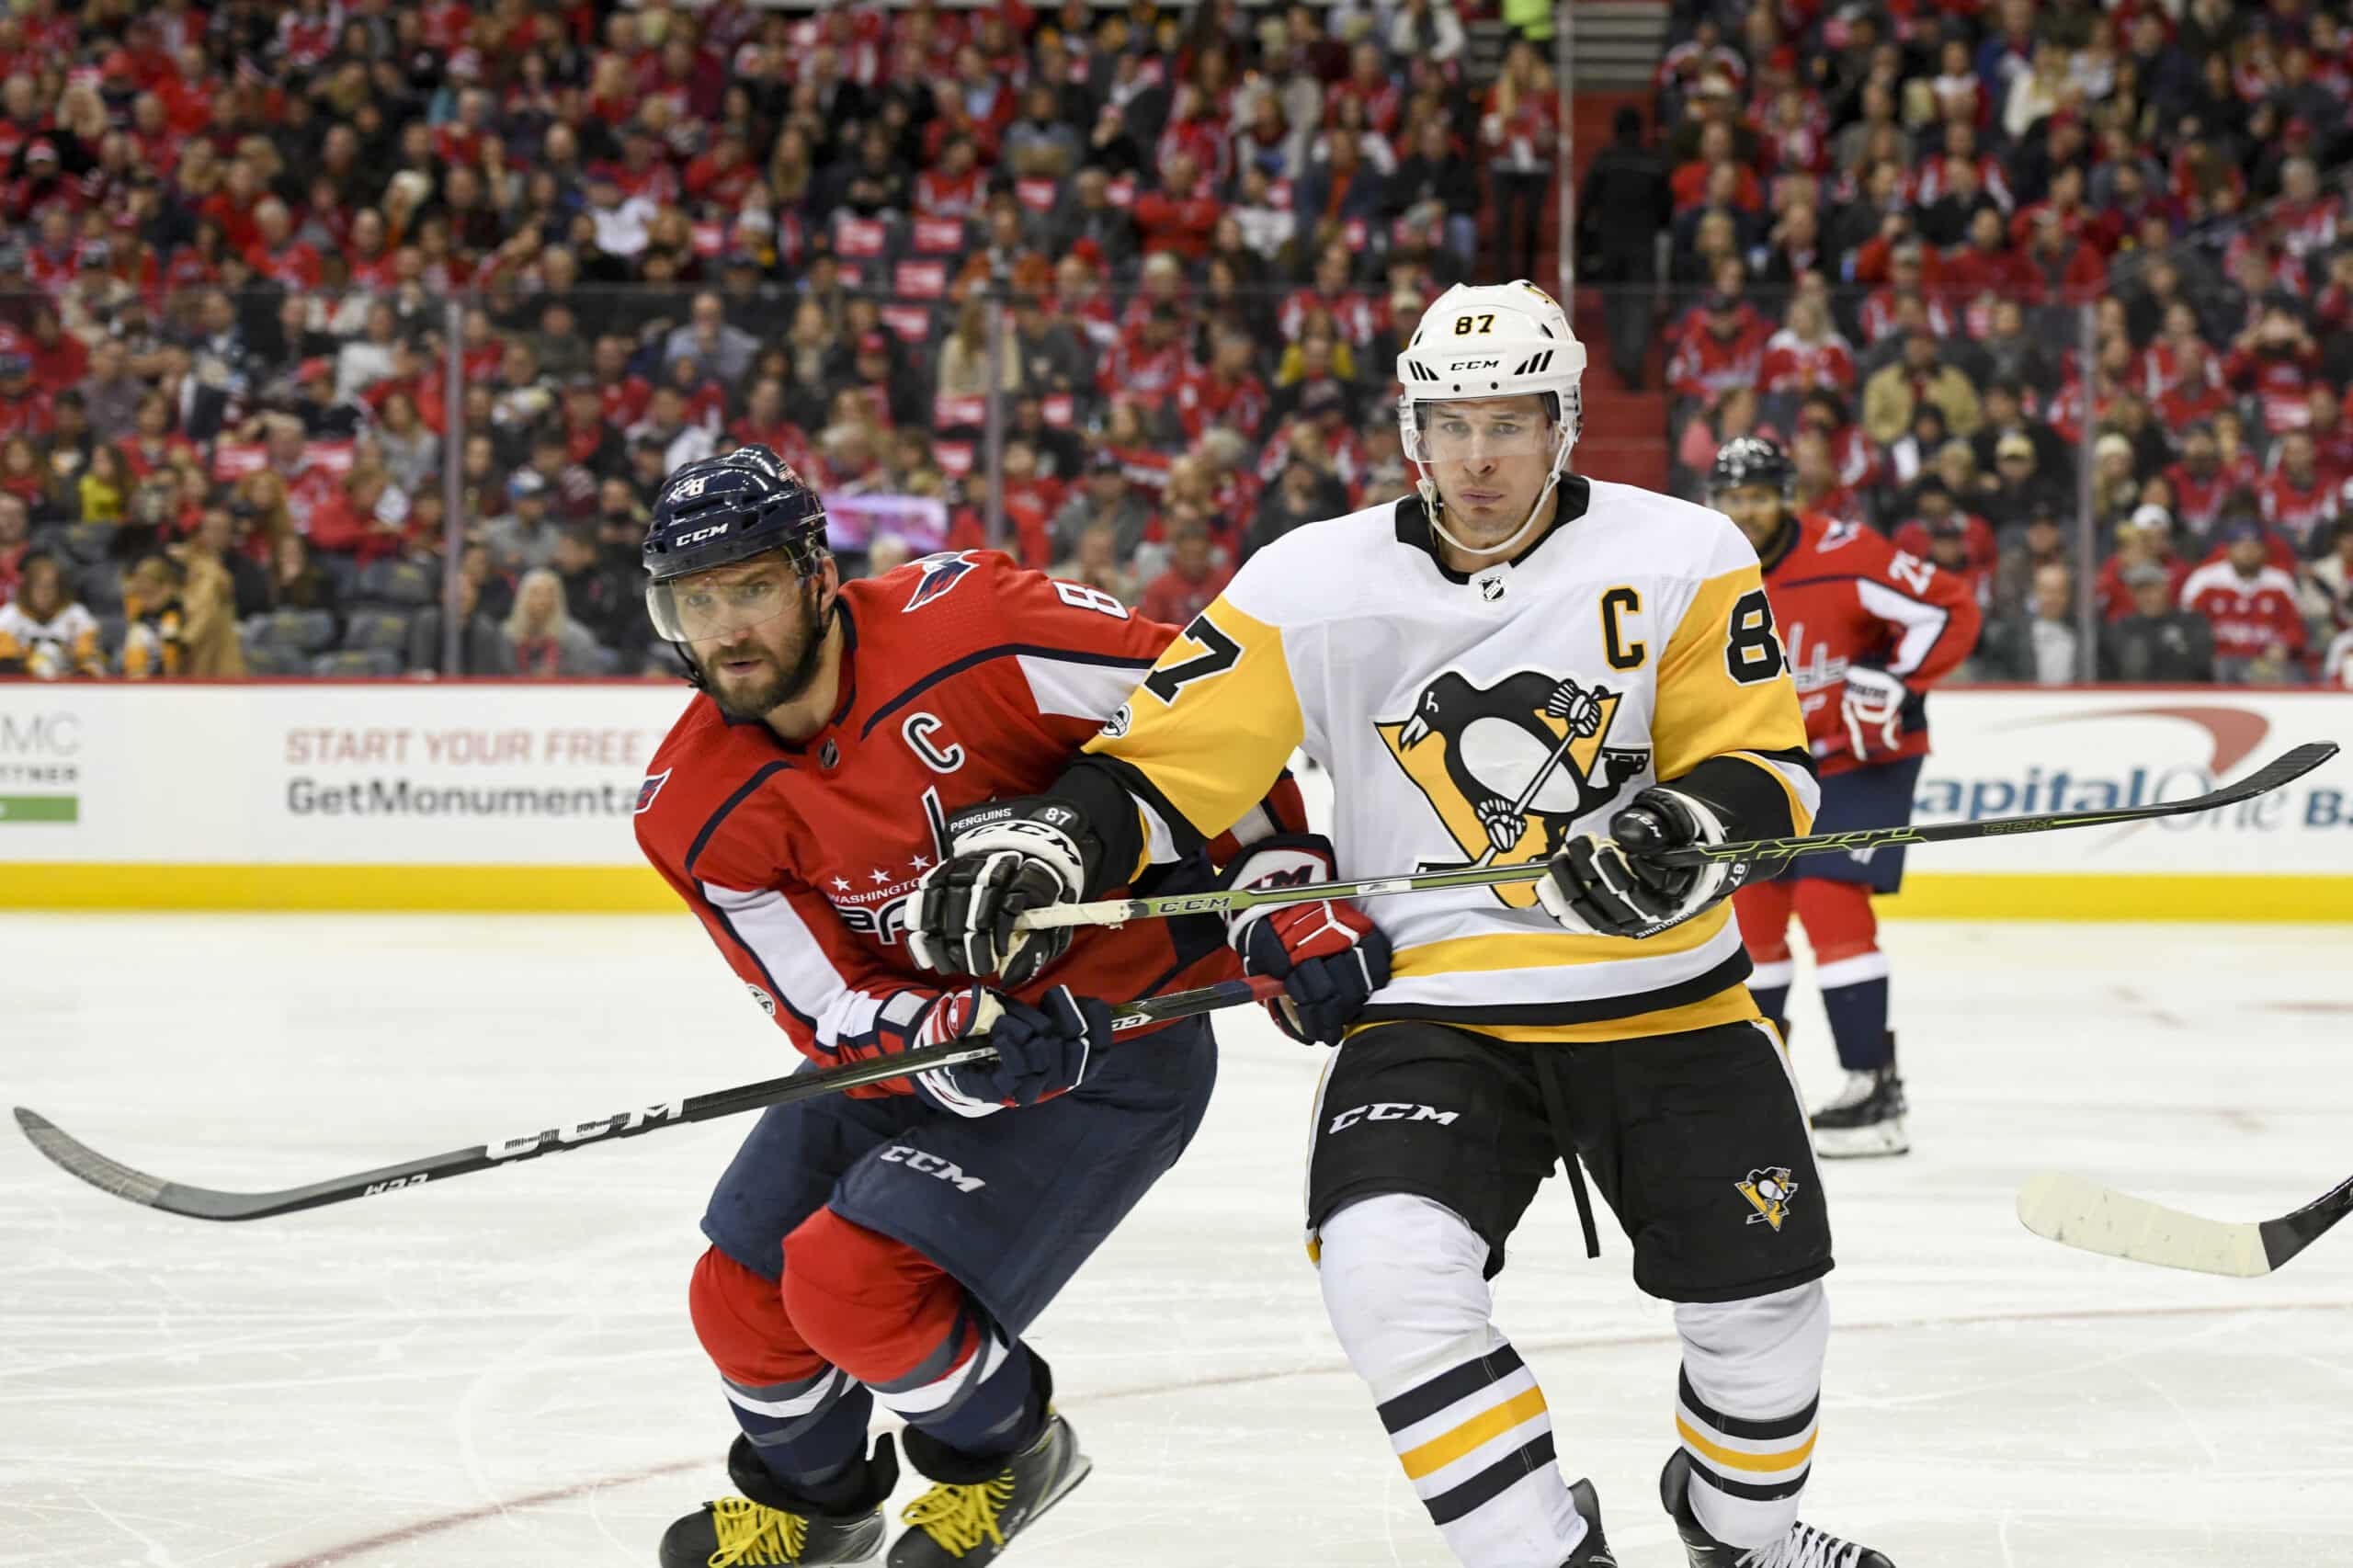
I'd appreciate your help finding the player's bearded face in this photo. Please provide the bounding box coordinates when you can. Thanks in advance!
[1713,483,1784,551]
[676,557,833,718]
[1418,396,1558,547]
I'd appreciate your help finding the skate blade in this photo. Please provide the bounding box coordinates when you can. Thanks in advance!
[1813,1120,1910,1160]
[1029,1454,1093,1528]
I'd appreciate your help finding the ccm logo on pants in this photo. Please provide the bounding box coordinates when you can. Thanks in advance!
[1327,1103,1461,1134]
[880,1145,987,1193]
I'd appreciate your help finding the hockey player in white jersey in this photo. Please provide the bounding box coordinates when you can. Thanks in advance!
[908,281,1894,1568]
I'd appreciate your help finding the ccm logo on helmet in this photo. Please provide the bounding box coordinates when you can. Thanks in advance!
[677,523,731,546]
[1445,358,1502,372]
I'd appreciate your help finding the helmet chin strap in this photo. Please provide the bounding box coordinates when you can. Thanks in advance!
[1417,424,1575,564]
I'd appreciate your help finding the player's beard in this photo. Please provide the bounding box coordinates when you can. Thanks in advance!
[700,582,831,721]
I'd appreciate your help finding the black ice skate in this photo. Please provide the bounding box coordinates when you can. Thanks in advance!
[659,1434,892,1567]
[1808,1064,1908,1160]
[1562,1476,1620,1566]
[887,1409,1090,1567]
[1660,1450,1893,1568]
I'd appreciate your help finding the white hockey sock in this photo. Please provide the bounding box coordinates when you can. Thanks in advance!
[1319,1194,1586,1568]
[1674,1279,1829,1548]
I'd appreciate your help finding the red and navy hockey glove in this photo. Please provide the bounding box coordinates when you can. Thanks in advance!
[1221,835,1392,1045]
[905,983,1105,1117]
[1839,665,1908,762]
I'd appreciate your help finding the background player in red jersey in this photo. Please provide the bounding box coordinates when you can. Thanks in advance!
[631,448,1302,1567]
[1708,437,1982,1158]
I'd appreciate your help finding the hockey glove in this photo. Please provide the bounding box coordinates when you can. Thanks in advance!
[908,797,1103,987]
[1839,665,1908,763]
[1538,787,1742,939]
[906,983,1104,1117]
[1222,835,1392,1045]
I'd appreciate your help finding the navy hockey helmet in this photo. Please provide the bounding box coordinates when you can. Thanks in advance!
[1709,436,1795,500]
[642,446,829,644]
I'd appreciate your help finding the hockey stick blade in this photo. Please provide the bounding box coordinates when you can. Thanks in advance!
[1021,742,2340,928]
[2017,1169,2353,1277]
[12,974,1280,1222]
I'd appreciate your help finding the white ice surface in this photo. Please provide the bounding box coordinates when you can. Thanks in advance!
[4,915,2351,1567]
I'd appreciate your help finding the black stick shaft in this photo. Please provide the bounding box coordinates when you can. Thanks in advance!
[1028,742,2341,926]
[14,974,1279,1223]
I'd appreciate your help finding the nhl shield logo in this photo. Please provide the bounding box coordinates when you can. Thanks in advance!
[1736,1167,1800,1231]
[1374,668,1650,907]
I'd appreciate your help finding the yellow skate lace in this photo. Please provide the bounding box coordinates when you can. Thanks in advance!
[705,1494,809,1565]
[898,1471,1017,1557]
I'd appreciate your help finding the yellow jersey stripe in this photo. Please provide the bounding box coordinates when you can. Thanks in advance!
[1357,983,1761,1045]
[1677,1415,1819,1474]
[1086,597,1302,866]
[1399,1386,1551,1481]
[1391,904,1729,975]
[1652,565,1809,781]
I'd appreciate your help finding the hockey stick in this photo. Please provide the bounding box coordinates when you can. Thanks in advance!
[2016,1169,2353,1278]
[11,974,1281,1223]
[1018,742,2339,930]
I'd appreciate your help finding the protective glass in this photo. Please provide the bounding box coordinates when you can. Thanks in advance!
[1405,404,1558,464]
[647,557,804,642]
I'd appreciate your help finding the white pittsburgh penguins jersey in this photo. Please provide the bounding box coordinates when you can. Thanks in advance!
[1083,476,1820,1043]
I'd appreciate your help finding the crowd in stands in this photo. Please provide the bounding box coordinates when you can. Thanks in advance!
[0,0,1558,680]
[1,0,2348,689]
[1608,0,2353,686]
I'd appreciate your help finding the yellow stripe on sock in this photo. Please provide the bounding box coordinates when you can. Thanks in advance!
[1398,1387,1549,1481]
[1677,1415,1818,1474]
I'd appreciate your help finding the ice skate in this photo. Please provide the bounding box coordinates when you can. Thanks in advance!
[887,1411,1090,1566]
[1661,1450,1893,1568]
[1808,1067,1908,1159]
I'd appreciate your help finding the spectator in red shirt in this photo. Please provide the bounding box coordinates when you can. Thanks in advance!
[2258,429,2341,555]
[2223,306,2324,435]
[0,348,55,443]
[1176,327,1272,444]
[1758,294,1857,397]
[2181,518,2309,682]
[1667,291,1771,406]
[1131,149,1220,261]
[1137,517,1233,627]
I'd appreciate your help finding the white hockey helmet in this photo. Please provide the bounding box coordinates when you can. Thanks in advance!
[1395,279,1586,458]
[1395,280,1587,558]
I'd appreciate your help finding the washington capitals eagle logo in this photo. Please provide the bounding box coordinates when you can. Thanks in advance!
[904,551,982,611]
[1375,669,1649,908]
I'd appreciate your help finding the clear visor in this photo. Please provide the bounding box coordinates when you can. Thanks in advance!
[647,555,804,643]
[1405,404,1557,464]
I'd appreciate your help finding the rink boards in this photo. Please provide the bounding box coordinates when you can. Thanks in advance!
[0,681,2347,919]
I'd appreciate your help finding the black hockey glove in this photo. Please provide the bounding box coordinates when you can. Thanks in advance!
[906,983,1104,1116]
[908,797,1103,987]
[1537,787,1743,938]
[1220,835,1392,1045]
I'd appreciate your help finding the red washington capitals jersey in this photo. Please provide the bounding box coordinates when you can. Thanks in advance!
[635,551,1292,1095]
[1758,513,1982,778]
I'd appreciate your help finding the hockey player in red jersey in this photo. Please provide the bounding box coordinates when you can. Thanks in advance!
[1709,437,1982,1157]
[631,448,1300,1566]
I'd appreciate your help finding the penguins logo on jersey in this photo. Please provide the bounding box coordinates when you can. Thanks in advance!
[1736,1166,1800,1231]
[1375,669,1649,908]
